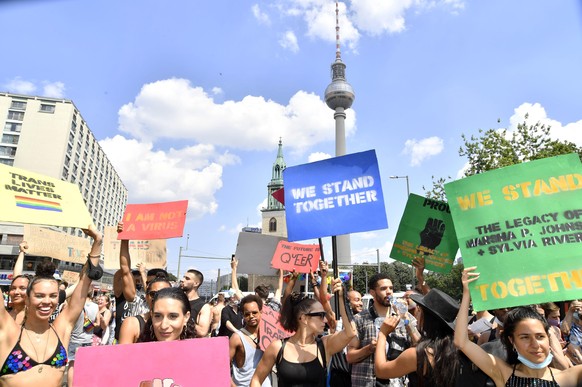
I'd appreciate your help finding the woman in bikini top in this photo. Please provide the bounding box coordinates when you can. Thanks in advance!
[0,226,103,387]
[455,267,582,387]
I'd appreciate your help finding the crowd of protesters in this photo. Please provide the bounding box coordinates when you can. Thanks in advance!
[2,225,582,387]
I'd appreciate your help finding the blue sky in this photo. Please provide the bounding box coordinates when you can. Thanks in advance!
[2,0,581,283]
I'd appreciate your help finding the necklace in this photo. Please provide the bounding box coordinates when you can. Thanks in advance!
[241,328,260,347]
[24,327,49,373]
[291,337,316,347]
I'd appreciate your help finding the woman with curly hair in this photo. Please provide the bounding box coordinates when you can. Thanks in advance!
[251,277,356,387]
[0,225,103,387]
[139,287,196,342]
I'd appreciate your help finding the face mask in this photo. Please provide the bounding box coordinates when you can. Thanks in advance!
[516,350,553,369]
[547,318,560,328]
[574,312,580,320]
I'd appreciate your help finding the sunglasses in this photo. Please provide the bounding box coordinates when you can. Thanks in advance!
[305,311,326,319]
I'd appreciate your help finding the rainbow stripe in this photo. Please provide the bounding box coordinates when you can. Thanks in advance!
[15,196,62,212]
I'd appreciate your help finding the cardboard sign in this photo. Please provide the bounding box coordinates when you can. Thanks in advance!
[235,232,286,275]
[445,153,582,310]
[23,225,91,264]
[0,164,92,228]
[118,200,188,240]
[61,270,80,284]
[103,226,167,270]
[390,194,459,273]
[283,150,388,242]
[260,305,292,351]
[271,241,320,274]
[74,337,230,386]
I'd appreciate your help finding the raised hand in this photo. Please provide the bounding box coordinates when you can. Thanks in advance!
[418,218,445,253]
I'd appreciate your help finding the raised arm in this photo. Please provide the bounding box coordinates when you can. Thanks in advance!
[375,315,417,378]
[231,257,243,300]
[13,241,27,277]
[56,225,103,330]
[273,269,283,302]
[282,270,298,305]
[454,266,506,384]
[315,262,336,332]
[412,256,430,295]
[114,222,136,301]
[323,278,356,357]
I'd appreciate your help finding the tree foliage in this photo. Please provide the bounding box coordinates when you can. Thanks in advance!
[419,115,582,298]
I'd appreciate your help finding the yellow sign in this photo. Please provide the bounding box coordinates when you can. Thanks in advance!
[103,226,167,270]
[23,225,91,264]
[0,164,92,228]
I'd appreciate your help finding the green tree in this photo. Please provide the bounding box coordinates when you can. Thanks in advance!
[422,115,582,298]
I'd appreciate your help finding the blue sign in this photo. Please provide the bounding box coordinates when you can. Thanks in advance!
[284,150,388,241]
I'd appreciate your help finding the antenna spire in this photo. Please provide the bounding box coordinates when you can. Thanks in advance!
[335,1,341,61]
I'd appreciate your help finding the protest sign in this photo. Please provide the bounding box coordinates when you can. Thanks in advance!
[235,232,286,275]
[61,270,80,285]
[260,305,292,351]
[0,164,92,228]
[117,200,188,240]
[103,226,167,270]
[390,194,458,273]
[23,225,91,264]
[283,150,388,241]
[445,153,582,310]
[271,241,320,274]
[74,337,230,386]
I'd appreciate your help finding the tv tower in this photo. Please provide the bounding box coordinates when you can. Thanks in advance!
[324,0,355,266]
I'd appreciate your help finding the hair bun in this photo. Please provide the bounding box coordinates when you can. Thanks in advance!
[35,260,57,278]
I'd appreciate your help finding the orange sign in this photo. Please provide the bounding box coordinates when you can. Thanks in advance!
[271,241,320,274]
[118,200,188,240]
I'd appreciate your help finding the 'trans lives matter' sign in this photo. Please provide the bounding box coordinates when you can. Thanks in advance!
[283,150,388,242]
[445,153,582,310]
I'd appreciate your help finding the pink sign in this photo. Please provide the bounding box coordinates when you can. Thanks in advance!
[271,241,320,274]
[260,305,293,351]
[118,200,188,240]
[74,337,230,386]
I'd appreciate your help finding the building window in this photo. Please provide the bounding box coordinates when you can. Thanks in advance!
[10,100,27,110]
[0,159,14,166]
[269,218,277,232]
[39,104,55,113]
[1,134,19,145]
[0,146,17,157]
[7,111,24,121]
[4,122,22,133]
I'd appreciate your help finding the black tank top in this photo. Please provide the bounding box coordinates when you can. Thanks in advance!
[276,337,327,387]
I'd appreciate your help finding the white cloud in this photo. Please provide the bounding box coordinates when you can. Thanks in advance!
[402,136,444,166]
[118,78,356,153]
[279,30,300,53]
[252,4,271,25]
[43,81,65,98]
[4,77,37,95]
[211,87,223,96]
[99,135,227,218]
[307,151,331,162]
[508,102,582,146]
[351,0,413,35]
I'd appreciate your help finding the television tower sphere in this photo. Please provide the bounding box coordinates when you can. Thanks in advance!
[325,60,355,110]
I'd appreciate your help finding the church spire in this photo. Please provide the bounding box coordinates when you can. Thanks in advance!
[266,138,286,211]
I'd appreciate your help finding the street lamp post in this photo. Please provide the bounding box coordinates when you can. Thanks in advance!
[389,175,415,289]
[177,234,190,279]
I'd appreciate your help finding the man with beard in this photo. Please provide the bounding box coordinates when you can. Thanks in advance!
[229,295,271,387]
[347,273,419,387]
[180,269,212,337]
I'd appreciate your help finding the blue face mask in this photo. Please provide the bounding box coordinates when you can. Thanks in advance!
[516,350,553,369]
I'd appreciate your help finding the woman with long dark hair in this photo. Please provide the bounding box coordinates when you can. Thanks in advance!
[455,267,582,386]
[250,277,356,387]
[0,226,103,387]
[139,287,196,342]
[374,288,487,386]
[8,242,29,325]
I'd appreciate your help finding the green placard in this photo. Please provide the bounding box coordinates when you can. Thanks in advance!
[445,153,582,311]
[390,194,458,273]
